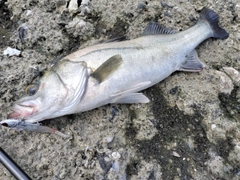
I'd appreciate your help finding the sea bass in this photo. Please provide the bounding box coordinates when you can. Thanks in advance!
[2,8,228,133]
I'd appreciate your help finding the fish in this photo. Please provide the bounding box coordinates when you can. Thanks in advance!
[2,7,229,135]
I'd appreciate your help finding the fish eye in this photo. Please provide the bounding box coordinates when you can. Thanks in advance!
[26,84,39,96]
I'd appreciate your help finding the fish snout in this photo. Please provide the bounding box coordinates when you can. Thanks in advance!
[8,101,38,119]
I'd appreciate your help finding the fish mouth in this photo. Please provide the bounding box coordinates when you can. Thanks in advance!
[8,100,39,119]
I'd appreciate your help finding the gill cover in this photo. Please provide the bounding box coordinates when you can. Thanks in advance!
[50,58,89,116]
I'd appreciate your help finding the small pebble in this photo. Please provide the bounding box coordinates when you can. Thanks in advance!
[26,10,32,16]
[112,152,121,160]
[111,106,119,116]
[211,124,216,129]
[172,151,180,157]
[112,160,119,172]
[106,136,114,143]
[222,67,240,85]
[3,47,21,56]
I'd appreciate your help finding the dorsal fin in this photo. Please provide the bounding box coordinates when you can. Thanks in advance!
[91,54,123,83]
[100,36,127,43]
[142,22,176,35]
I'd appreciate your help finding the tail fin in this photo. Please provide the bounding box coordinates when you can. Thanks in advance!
[199,7,229,39]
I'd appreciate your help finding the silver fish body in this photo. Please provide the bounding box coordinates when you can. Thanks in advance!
[5,7,228,125]
[66,21,210,112]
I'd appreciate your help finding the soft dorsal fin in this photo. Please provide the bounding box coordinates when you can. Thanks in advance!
[142,22,176,35]
[91,54,123,83]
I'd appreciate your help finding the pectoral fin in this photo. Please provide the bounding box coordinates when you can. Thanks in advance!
[179,50,205,72]
[111,81,151,104]
[91,54,123,83]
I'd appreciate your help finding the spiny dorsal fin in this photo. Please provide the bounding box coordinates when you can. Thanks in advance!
[91,54,123,83]
[100,36,127,43]
[142,22,176,35]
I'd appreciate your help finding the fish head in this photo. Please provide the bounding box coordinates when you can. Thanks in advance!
[8,70,68,122]
[8,59,89,122]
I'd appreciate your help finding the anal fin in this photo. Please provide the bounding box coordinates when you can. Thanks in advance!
[179,50,205,72]
[111,81,151,104]
[113,93,149,104]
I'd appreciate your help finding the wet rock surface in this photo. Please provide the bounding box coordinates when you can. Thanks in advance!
[0,0,240,179]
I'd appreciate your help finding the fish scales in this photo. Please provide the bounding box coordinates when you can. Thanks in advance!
[64,20,215,113]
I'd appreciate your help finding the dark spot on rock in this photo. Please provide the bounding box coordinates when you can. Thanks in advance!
[107,18,129,39]
[125,85,210,179]
[164,11,172,18]
[125,12,134,19]
[112,106,119,116]
[189,15,197,22]
[77,0,82,7]
[144,10,163,22]
[138,3,147,11]
[18,26,27,44]
[98,154,112,173]
[160,1,174,8]
[0,0,18,48]
[126,159,140,178]
[212,136,238,178]
[148,170,155,180]
[219,86,240,121]
[38,36,46,42]
[125,108,138,145]
[169,86,179,95]
[109,106,119,121]
[129,108,137,121]
[216,137,234,160]
[29,1,38,7]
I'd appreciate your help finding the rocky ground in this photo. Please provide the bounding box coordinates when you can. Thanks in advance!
[0,0,240,179]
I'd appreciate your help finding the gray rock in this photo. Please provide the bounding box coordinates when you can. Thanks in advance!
[1,0,239,180]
